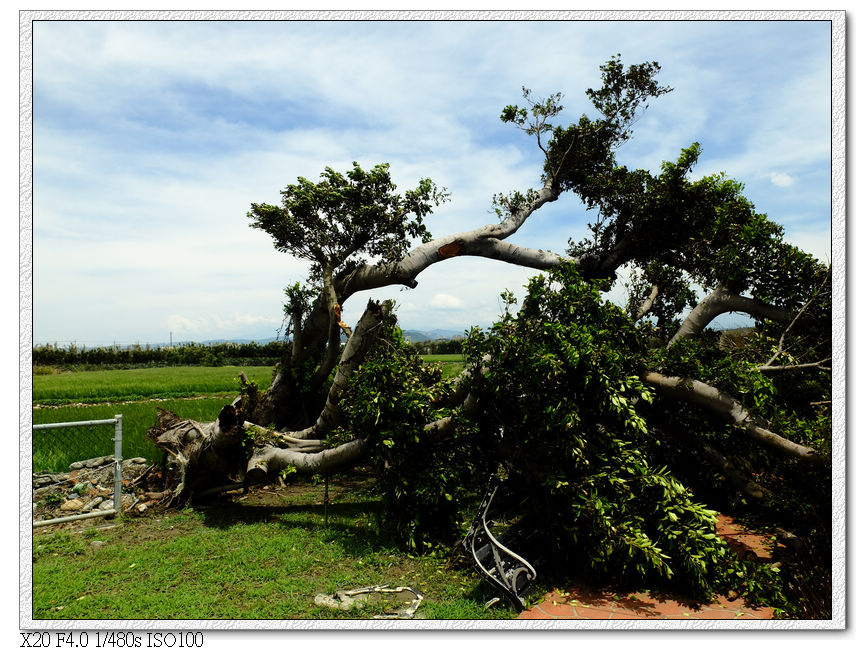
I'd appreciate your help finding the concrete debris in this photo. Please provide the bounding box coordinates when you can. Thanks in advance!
[314,584,424,619]
[32,457,155,525]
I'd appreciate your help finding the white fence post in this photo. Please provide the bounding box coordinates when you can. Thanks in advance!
[113,414,123,514]
[32,415,124,527]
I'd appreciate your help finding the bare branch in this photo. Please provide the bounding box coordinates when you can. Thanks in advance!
[634,284,660,321]
[757,358,831,373]
[763,270,830,368]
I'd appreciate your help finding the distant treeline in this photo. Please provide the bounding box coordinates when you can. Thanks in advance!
[408,337,464,355]
[33,341,286,368]
[34,335,466,369]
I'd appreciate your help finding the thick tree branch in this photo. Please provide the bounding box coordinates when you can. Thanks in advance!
[293,300,388,440]
[423,395,483,443]
[442,354,490,408]
[669,284,792,345]
[699,440,769,501]
[245,438,368,484]
[241,422,326,453]
[282,182,620,386]
[424,356,491,440]
[464,237,570,268]
[309,318,341,391]
[423,415,459,440]
[290,309,303,366]
[642,371,823,464]
[486,183,558,238]
[309,266,345,390]
[333,187,566,300]
[240,304,389,481]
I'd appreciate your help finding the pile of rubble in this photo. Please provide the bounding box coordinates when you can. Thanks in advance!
[32,456,166,524]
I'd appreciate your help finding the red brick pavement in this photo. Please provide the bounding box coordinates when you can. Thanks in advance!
[517,514,776,620]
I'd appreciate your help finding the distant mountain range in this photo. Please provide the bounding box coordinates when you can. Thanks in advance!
[36,328,471,350]
[153,329,467,348]
[108,337,283,348]
[399,328,466,343]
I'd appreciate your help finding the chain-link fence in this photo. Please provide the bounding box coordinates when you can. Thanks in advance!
[32,416,123,527]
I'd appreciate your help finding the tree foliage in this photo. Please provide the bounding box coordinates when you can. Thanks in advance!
[248,162,448,280]
[147,55,832,618]
[338,319,493,550]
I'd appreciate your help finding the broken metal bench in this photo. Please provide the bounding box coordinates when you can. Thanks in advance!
[462,475,543,610]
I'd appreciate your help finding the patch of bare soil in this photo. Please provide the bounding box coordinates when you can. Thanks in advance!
[231,471,374,508]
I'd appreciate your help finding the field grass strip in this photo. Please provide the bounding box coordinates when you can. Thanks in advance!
[32,365,275,405]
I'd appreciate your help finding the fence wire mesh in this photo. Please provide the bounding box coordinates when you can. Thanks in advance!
[33,419,119,474]
[32,416,123,526]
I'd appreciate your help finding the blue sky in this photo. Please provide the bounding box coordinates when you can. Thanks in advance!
[29,18,834,346]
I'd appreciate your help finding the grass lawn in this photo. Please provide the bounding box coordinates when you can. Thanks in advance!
[31,474,514,621]
[29,362,525,622]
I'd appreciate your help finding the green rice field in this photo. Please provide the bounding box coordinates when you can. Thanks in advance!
[32,365,275,405]
[31,365,274,472]
[419,354,463,363]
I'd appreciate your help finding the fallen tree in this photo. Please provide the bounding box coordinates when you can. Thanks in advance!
[147,56,831,616]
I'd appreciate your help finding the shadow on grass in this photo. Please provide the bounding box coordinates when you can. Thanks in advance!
[195,496,396,556]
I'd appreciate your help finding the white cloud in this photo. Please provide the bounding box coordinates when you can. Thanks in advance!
[30,19,833,344]
[164,313,281,338]
[770,172,795,187]
[430,293,464,310]
[165,314,207,334]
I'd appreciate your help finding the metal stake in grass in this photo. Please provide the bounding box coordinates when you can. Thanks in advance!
[324,474,330,528]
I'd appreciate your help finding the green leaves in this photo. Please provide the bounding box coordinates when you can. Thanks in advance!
[338,318,490,550]
[457,264,805,601]
[248,161,448,272]
[585,55,672,141]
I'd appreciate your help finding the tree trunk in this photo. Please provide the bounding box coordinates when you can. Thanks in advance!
[147,301,391,500]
